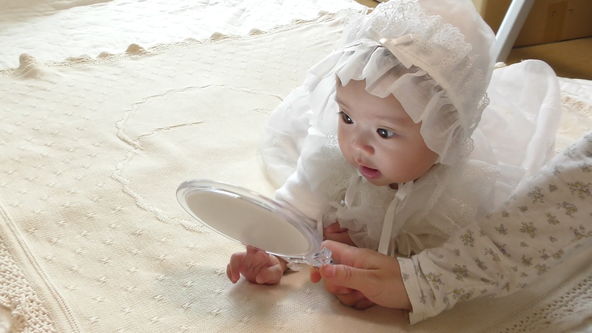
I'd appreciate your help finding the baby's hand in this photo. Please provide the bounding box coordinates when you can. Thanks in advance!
[226,245,286,285]
[323,222,355,246]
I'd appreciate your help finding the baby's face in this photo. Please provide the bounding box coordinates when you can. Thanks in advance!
[335,79,438,186]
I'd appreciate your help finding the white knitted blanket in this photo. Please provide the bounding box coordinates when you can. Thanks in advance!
[1,8,591,333]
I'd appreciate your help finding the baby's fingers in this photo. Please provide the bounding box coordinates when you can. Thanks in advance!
[228,252,246,283]
[243,246,272,267]
[324,231,354,245]
[226,264,237,283]
[324,222,347,233]
[255,264,283,285]
[310,267,322,283]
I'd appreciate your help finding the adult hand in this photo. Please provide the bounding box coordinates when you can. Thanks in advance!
[227,245,286,285]
[310,240,412,311]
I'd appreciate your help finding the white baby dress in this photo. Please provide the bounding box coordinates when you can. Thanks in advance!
[261,0,563,322]
[261,0,561,256]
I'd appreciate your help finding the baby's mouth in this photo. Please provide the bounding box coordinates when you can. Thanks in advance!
[359,165,381,179]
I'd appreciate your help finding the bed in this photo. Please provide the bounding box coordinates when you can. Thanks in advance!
[1,1,591,332]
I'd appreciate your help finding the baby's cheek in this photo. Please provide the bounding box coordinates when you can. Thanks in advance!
[337,130,346,152]
[337,140,353,165]
[383,159,425,183]
[404,157,436,180]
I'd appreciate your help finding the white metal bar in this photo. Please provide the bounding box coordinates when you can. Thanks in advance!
[493,0,535,62]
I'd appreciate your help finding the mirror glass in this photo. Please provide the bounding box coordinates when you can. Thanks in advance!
[177,180,331,266]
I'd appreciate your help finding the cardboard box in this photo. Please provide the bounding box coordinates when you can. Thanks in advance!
[474,0,592,47]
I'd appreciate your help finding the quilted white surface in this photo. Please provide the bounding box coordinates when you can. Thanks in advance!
[0,13,414,333]
[0,3,591,333]
[0,0,364,69]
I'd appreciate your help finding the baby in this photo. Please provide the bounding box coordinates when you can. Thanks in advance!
[227,0,562,322]
[227,75,440,283]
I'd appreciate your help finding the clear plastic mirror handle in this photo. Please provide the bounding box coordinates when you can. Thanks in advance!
[287,247,333,268]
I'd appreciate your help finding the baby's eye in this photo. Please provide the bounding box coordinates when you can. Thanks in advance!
[339,111,353,124]
[377,128,396,138]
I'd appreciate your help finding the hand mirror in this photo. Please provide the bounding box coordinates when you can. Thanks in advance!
[176,179,332,267]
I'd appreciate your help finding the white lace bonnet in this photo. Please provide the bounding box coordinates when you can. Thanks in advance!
[306,0,496,165]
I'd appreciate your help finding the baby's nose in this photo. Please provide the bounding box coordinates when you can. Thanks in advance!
[352,134,374,155]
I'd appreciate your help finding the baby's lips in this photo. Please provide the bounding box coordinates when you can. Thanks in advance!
[359,165,381,179]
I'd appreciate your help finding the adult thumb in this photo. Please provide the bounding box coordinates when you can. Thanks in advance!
[319,263,374,293]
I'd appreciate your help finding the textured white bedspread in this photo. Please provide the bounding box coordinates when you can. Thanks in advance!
[1,4,591,333]
[0,0,363,69]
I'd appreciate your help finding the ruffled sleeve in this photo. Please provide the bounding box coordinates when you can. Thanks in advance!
[274,130,354,230]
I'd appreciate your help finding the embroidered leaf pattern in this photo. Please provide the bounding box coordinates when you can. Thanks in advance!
[460,230,474,247]
[519,222,537,238]
[567,181,591,199]
[480,277,493,285]
[535,264,548,275]
[521,255,532,266]
[494,241,510,257]
[452,264,469,281]
[539,249,550,260]
[495,224,508,235]
[419,290,426,305]
[474,258,487,271]
[552,249,564,260]
[459,290,473,302]
[558,201,578,217]
[570,225,592,241]
[452,288,472,301]
[426,273,443,289]
[546,213,560,225]
[527,187,544,204]
[501,282,510,292]
[484,248,500,262]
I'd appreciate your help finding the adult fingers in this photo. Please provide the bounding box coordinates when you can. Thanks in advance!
[322,240,379,268]
[310,267,322,283]
[323,279,354,295]
[319,263,378,295]
[351,297,375,310]
[335,290,373,309]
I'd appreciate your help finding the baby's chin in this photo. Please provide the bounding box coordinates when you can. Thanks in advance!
[364,177,398,187]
